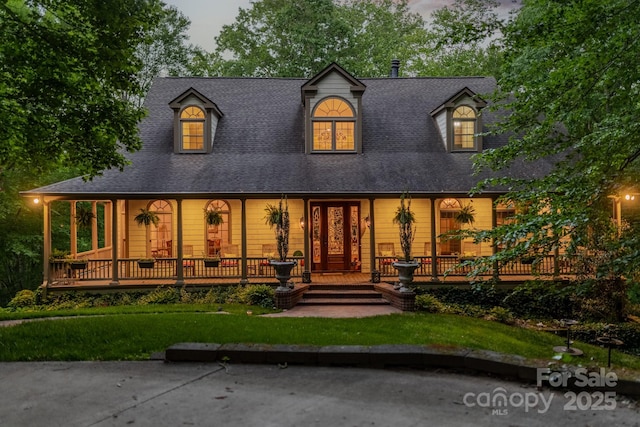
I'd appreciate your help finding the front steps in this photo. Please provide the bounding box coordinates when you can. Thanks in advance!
[299,283,389,306]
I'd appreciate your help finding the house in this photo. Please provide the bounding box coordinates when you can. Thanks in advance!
[24,62,563,304]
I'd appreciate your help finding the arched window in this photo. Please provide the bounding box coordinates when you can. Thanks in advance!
[312,97,355,152]
[452,106,477,150]
[180,106,205,151]
[205,200,230,256]
[439,198,462,255]
[149,200,173,257]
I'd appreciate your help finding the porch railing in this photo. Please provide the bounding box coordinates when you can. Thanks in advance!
[375,255,578,278]
[49,256,305,283]
[49,255,577,285]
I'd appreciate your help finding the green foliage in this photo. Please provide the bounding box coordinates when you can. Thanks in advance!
[264,196,290,261]
[486,306,515,325]
[502,281,574,320]
[7,289,35,309]
[414,294,445,313]
[134,208,160,228]
[236,285,275,309]
[393,191,416,261]
[137,287,180,305]
[210,0,429,77]
[417,0,509,78]
[0,0,165,177]
[472,0,640,290]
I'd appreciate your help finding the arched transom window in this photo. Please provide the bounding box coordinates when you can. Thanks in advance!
[312,97,355,152]
[150,200,173,257]
[205,200,230,256]
[452,106,477,150]
[180,106,205,151]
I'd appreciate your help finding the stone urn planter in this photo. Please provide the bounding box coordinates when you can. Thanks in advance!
[392,260,419,293]
[270,260,297,291]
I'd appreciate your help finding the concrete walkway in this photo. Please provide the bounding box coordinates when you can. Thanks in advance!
[1,361,638,427]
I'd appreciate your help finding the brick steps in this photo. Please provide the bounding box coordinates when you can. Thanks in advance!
[299,283,389,306]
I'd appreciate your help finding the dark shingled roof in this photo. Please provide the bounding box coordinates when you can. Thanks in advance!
[27,74,547,198]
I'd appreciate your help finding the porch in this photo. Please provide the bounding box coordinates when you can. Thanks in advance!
[46,254,575,291]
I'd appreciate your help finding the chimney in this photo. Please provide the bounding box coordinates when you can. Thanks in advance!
[390,59,400,78]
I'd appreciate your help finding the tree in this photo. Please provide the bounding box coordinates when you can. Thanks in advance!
[0,0,164,178]
[417,0,513,77]
[210,0,429,78]
[130,4,197,107]
[472,0,640,320]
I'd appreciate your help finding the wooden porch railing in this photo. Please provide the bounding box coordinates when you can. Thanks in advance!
[49,256,306,283]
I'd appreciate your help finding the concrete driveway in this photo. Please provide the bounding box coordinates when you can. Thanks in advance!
[1,361,637,426]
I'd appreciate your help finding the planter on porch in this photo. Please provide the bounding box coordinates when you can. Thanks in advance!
[270,260,297,291]
[204,258,220,268]
[68,260,88,270]
[138,259,155,269]
[392,261,419,293]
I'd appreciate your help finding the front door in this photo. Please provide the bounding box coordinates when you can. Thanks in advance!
[311,202,361,272]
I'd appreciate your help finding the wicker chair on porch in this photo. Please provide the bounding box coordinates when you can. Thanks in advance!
[377,242,397,273]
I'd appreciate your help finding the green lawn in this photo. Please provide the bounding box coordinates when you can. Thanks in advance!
[1,307,639,376]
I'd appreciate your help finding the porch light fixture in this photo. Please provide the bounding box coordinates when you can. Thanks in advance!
[33,197,40,204]
[299,216,305,230]
[364,216,371,229]
[625,194,635,201]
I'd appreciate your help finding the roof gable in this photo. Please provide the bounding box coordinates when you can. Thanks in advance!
[169,87,223,117]
[301,62,366,101]
[430,87,488,117]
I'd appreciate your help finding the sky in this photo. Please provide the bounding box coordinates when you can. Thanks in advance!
[163,0,519,52]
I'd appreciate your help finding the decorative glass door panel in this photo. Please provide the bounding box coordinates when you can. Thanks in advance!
[311,202,360,272]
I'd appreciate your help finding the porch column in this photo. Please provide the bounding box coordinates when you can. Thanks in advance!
[240,198,249,285]
[91,201,98,254]
[369,198,378,282]
[302,198,311,283]
[70,201,77,257]
[110,198,119,286]
[492,197,499,280]
[176,198,184,286]
[43,200,51,286]
[430,198,439,282]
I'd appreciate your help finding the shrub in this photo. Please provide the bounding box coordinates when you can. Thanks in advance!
[8,290,36,309]
[502,281,574,319]
[415,294,445,313]
[486,306,515,325]
[236,284,275,309]
[137,287,180,305]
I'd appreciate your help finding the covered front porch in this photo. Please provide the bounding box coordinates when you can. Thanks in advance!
[38,194,579,290]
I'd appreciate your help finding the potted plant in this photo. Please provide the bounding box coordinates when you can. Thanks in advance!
[49,249,69,264]
[392,191,419,292]
[134,208,160,228]
[67,258,88,270]
[204,207,224,231]
[264,195,296,291]
[134,208,160,257]
[137,258,155,269]
[75,203,96,230]
[203,254,220,267]
[455,204,476,226]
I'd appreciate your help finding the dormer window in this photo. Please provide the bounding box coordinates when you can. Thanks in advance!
[169,87,223,154]
[453,106,477,151]
[312,97,356,152]
[180,106,205,151]
[430,87,486,153]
